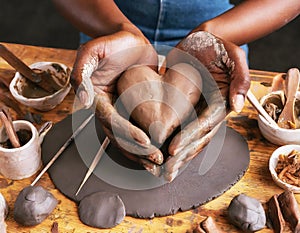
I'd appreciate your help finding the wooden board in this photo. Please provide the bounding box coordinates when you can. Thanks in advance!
[0,42,296,232]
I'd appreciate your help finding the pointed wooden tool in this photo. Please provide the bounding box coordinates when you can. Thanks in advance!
[0,108,20,148]
[31,113,94,186]
[75,137,110,196]
[247,90,278,128]
[277,68,300,129]
[0,44,63,93]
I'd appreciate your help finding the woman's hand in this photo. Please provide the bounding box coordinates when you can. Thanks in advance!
[163,31,250,181]
[71,29,164,173]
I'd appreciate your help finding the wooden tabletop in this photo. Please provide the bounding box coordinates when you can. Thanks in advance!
[0,42,295,233]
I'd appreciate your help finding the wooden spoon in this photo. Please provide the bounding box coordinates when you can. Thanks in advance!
[0,44,63,93]
[277,68,300,129]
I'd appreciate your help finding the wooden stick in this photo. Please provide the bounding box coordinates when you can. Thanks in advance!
[75,137,110,196]
[31,113,94,186]
[0,108,20,148]
[247,90,278,128]
[0,44,61,92]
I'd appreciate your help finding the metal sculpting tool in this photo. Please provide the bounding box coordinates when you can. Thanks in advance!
[75,137,110,196]
[31,113,94,186]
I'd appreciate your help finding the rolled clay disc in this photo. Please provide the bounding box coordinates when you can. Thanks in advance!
[79,191,125,228]
[42,109,250,218]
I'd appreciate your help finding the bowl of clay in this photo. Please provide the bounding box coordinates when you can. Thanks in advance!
[269,144,300,193]
[257,90,300,145]
[9,61,71,111]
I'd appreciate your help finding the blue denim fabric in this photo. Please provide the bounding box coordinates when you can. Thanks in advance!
[80,0,248,57]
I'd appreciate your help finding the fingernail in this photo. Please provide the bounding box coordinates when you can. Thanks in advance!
[233,94,245,113]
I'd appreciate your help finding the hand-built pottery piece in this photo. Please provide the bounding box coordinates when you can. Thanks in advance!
[227,193,266,232]
[42,109,250,219]
[117,63,202,145]
[0,120,42,180]
[14,186,58,226]
[78,191,125,228]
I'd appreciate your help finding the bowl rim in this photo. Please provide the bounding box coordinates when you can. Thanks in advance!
[258,90,300,132]
[9,61,71,102]
[269,144,300,192]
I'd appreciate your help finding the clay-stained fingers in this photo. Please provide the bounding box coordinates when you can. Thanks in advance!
[102,125,162,177]
[70,41,105,108]
[164,123,220,182]
[120,150,161,177]
[221,39,250,113]
[102,125,163,166]
[168,91,226,156]
[95,93,152,148]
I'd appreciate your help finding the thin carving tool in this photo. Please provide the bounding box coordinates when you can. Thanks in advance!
[31,113,94,186]
[75,137,110,196]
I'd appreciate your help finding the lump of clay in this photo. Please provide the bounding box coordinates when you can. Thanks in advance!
[78,191,125,229]
[228,193,266,232]
[14,186,58,226]
[277,190,300,232]
[267,194,285,233]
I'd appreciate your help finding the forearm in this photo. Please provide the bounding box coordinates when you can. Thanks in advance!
[194,0,300,45]
[52,0,141,38]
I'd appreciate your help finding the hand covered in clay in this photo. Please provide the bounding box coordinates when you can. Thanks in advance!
[163,31,250,181]
[71,29,164,172]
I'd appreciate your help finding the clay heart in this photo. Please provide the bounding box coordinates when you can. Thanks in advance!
[117,63,202,145]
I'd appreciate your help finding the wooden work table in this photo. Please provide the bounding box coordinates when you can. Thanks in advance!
[0,42,295,233]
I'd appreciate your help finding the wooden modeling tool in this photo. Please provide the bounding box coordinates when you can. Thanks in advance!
[277,68,300,129]
[75,137,110,196]
[247,90,278,128]
[31,113,94,186]
[0,44,63,93]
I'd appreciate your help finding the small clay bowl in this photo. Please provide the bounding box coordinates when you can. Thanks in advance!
[9,61,71,111]
[258,90,300,145]
[269,144,300,193]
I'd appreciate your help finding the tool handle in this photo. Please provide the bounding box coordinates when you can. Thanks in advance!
[0,44,40,82]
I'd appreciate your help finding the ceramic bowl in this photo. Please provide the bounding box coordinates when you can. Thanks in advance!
[9,61,71,111]
[258,90,300,145]
[269,144,300,193]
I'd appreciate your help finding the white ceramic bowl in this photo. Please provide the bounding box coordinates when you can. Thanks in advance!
[9,61,71,111]
[269,144,300,193]
[258,91,300,145]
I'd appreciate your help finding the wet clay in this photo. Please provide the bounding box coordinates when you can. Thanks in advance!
[267,194,285,233]
[18,63,70,98]
[117,63,202,145]
[14,186,58,226]
[0,129,32,149]
[78,191,125,228]
[42,109,250,218]
[227,193,266,232]
[277,190,300,232]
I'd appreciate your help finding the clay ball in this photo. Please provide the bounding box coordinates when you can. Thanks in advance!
[14,186,58,226]
[228,193,266,232]
[78,191,125,229]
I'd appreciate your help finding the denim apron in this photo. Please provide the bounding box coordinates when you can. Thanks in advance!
[80,0,248,56]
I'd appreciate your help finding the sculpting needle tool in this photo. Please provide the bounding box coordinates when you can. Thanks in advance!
[31,113,94,186]
[75,137,110,196]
